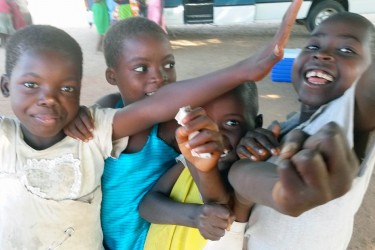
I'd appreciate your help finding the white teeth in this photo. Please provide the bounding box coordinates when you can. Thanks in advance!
[306,71,333,82]
[146,92,155,96]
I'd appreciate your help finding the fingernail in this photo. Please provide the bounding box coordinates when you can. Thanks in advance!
[185,143,191,149]
[258,149,265,155]
[271,148,279,155]
[250,155,257,161]
[280,142,298,158]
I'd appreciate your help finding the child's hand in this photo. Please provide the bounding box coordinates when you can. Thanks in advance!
[175,107,224,173]
[242,0,302,82]
[272,122,359,216]
[236,122,281,161]
[195,203,234,240]
[64,106,95,142]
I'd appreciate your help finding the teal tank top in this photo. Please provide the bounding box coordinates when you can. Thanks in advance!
[101,123,179,250]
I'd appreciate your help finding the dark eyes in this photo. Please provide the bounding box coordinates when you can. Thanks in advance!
[225,120,240,127]
[24,82,38,88]
[23,82,75,93]
[61,86,75,93]
[133,62,176,72]
[305,45,355,54]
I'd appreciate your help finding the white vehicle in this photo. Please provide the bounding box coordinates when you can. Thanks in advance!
[164,0,375,31]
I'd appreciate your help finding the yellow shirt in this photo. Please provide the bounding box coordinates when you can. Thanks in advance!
[144,167,207,250]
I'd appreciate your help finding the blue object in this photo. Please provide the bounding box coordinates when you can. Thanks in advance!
[271,48,301,83]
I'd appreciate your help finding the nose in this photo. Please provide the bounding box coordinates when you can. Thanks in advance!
[150,67,168,86]
[313,51,334,62]
[37,86,57,107]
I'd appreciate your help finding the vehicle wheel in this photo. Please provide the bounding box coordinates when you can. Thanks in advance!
[305,0,345,32]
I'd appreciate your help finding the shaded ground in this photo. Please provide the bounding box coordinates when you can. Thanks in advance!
[0,0,373,248]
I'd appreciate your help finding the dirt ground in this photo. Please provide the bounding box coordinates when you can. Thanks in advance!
[0,0,373,248]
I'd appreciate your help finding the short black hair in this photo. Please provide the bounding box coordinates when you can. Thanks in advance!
[104,17,169,68]
[5,25,83,79]
[232,81,259,128]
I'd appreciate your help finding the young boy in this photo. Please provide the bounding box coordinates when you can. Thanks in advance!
[139,82,261,250]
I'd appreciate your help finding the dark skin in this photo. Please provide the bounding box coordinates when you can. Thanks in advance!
[139,89,258,240]
[228,14,375,217]
[238,13,374,161]
[229,122,360,216]
[65,0,303,152]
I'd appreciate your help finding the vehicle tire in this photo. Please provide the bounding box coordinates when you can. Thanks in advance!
[305,0,345,32]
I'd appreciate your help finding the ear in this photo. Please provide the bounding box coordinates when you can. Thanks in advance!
[255,114,263,128]
[1,74,10,97]
[105,67,117,86]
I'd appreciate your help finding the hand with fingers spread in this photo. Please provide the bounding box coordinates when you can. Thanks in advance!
[63,106,95,141]
[236,121,281,161]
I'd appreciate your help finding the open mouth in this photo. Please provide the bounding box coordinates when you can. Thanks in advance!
[305,70,334,85]
[145,92,155,96]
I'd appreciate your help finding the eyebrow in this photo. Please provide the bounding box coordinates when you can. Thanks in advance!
[312,32,362,43]
[127,54,175,64]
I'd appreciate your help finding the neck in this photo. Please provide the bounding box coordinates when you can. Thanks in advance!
[299,104,320,123]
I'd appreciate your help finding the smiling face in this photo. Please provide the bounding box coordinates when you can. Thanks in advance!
[107,34,176,105]
[203,90,257,172]
[292,14,373,108]
[2,49,81,149]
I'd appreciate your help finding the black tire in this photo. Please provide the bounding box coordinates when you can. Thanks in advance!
[305,0,345,32]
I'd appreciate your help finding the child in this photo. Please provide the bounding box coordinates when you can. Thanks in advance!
[91,0,110,51]
[96,17,180,250]
[228,12,375,249]
[0,0,303,248]
[139,82,262,250]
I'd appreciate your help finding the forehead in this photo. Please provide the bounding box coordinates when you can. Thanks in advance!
[11,49,81,81]
[313,18,372,46]
[204,91,248,116]
[123,34,172,54]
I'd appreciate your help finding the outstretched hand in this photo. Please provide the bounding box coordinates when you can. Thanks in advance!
[241,0,302,82]
[272,122,359,216]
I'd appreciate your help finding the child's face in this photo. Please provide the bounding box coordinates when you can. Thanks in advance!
[110,34,176,105]
[203,92,253,172]
[292,17,372,107]
[3,50,81,148]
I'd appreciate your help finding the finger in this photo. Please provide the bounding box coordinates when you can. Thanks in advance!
[80,106,95,132]
[290,149,331,194]
[272,0,303,57]
[280,129,308,159]
[303,122,358,176]
[236,144,262,161]
[250,0,302,81]
[270,120,281,139]
[184,115,219,134]
[179,107,206,126]
[64,125,86,141]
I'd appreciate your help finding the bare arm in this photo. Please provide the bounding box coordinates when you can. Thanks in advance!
[139,163,231,240]
[111,0,303,140]
[229,123,359,217]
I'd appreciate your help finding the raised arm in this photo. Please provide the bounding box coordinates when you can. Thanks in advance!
[111,0,303,140]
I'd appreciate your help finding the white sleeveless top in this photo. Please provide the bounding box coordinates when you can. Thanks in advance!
[246,84,375,250]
